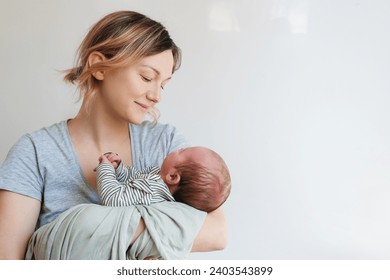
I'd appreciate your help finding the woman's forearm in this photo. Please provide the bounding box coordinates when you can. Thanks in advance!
[0,190,40,259]
[191,206,227,252]
[130,218,145,245]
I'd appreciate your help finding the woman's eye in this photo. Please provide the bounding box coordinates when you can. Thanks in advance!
[141,75,152,82]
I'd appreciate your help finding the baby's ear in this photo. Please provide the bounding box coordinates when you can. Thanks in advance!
[165,169,180,186]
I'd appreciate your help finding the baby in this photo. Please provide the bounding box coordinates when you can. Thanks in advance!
[95,146,231,212]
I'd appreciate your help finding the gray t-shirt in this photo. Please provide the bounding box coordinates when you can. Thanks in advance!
[0,120,188,228]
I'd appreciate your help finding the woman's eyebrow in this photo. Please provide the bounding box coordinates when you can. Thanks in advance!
[141,64,161,75]
[141,64,172,81]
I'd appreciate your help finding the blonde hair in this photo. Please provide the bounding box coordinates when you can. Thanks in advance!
[64,11,181,119]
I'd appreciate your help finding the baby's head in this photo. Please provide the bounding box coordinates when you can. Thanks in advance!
[160,146,231,212]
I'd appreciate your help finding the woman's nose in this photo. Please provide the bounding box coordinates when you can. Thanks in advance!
[146,88,161,103]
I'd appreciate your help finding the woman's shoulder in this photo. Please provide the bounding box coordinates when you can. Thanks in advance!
[130,121,189,168]
[16,120,70,154]
[26,120,67,138]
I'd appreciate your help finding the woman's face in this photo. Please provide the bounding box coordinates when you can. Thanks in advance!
[98,50,174,124]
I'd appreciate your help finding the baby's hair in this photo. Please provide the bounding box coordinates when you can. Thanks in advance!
[63,10,181,121]
[173,151,231,212]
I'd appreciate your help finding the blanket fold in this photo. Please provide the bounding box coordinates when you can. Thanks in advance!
[25,202,206,260]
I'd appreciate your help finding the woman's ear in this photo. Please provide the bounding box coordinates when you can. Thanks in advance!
[88,51,106,80]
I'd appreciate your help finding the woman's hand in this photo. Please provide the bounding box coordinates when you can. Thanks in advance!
[0,190,40,259]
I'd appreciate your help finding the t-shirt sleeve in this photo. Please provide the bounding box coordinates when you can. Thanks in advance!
[167,125,190,154]
[131,122,190,170]
[0,134,43,201]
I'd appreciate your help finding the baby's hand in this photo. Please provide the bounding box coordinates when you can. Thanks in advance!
[93,154,110,172]
[93,152,122,171]
[102,152,122,169]
[98,154,111,164]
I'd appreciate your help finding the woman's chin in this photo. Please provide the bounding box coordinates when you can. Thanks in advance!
[125,113,146,125]
[130,118,145,125]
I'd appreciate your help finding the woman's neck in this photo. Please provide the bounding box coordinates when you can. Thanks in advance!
[68,99,131,155]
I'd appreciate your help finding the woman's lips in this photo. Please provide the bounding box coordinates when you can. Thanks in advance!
[135,101,149,111]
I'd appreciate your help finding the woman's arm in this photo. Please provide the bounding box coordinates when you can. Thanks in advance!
[130,218,145,244]
[191,206,227,252]
[0,190,40,259]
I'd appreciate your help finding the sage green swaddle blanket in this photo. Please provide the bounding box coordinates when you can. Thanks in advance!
[25,202,206,260]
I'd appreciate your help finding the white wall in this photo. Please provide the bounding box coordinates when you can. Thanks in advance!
[1,0,390,259]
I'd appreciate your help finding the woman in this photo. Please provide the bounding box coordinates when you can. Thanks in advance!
[0,10,227,259]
